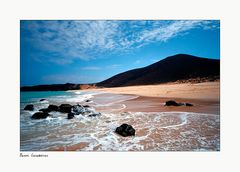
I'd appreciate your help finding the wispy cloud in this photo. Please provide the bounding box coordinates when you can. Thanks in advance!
[21,20,219,64]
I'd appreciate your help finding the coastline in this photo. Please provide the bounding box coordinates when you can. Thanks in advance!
[21,81,220,151]
[85,81,220,101]
[80,81,220,115]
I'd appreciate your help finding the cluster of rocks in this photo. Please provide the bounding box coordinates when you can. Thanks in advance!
[23,99,195,137]
[165,100,193,107]
[24,102,101,120]
[23,99,195,138]
[24,102,135,137]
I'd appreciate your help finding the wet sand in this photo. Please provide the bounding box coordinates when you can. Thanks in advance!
[120,96,219,114]
[87,81,220,115]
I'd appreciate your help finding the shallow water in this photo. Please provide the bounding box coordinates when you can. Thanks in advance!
[20,91,220,151]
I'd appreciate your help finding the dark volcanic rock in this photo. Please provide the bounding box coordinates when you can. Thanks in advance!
[59,104,72,113]
[40,99,46,101]
[178,102,185,106]
[165,100,181,106]
[115,124,135,137]
[24,104,34,111]
[85,100,91,102]
[31,112,49,119]
[39,108,51,113]
[83,105,90,108]
[165,100,193,107]
[48,105,59,111]
[67,112,75,119]
[88,113,101,117]
[72,105,84,115]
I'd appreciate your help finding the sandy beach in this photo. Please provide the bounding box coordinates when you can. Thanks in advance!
[92,81,220,101]
[85,81,220,115]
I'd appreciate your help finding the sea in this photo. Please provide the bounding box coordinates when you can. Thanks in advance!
[20,91,220,151]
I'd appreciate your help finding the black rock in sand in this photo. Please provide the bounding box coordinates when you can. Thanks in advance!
[40,99,46,101]
[165,100,194,107]
[24,104,34,111]
[31,112,49,119]
[115,124,135,137]
[165,100,181,106]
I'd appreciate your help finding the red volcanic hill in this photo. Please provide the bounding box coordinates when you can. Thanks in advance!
[97,54,220,87]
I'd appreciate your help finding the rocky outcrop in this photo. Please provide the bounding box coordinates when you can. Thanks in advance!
[115,124,135,137]
[48,105,59,111]
[24,104,34,111]
[29,103,102,120]
[59,104,72,113]
[39,108,51,113]
[31,112,49,119]
[72,105,85,115]
[39,105,59,113]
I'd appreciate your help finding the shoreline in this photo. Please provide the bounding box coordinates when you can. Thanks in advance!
[84,81,220,101]
[80,81,220,115]
[91,93,219,115]
[21,81,220,151]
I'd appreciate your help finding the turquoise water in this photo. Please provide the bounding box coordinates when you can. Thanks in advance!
[20,90,104,151]
[20,91,73,103]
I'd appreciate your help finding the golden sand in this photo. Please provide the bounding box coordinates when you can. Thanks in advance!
[91,81,219,101]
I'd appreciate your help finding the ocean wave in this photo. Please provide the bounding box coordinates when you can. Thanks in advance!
[20,110,220,151]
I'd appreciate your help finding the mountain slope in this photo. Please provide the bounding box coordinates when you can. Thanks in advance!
[97,54,220,87]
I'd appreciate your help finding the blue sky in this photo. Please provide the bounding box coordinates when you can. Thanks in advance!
[20,20,220,86]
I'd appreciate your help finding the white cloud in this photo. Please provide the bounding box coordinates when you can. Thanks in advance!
[136,20,217,43]
[21,20,219,64]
